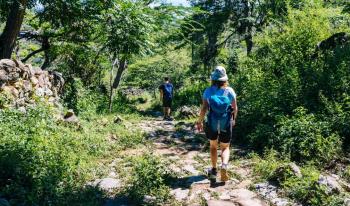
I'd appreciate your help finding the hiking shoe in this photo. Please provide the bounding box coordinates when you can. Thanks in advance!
[220,164,229,182]
[166,116,174,121]
[208,168,217,180]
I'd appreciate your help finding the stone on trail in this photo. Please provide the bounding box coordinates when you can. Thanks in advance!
[92,177,121,191]
[344,198,350,206]
[230,188,257,199]
[207,200,236,206]
[183,164,200,175]
[219,191,231,200]
[171,188,190,201]
[234,198,266,206]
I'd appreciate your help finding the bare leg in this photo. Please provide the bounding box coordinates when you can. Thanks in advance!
[166,107,171,117]
[220,142,230,181]
[220,143,230,164]
[163,107,167,118]
[210,140,218,169]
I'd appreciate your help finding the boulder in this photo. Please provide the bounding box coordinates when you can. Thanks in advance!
[270,163,302,184]
[64,110,79,123]
[318,174,342,194]
[177,106,199,119]
[0,69,8,82]
[171,188,189,201]
[143,195,156,204]
[89,177,121,192]
[114,115,125,124]
[0,59,16,68]
[288,162,302,178]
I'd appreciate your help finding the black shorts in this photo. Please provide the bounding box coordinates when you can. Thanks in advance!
[204,119,233,144]
[163,98,172,107]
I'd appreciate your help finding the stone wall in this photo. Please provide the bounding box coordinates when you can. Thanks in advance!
[0,59,64,109]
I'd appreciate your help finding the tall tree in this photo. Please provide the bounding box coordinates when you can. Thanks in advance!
[0,0,109,60]
[97,0,161,111]
[0,0,30,58]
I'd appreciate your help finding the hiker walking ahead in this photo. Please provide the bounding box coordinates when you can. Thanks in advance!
[196,66,238,182]
[159,77,174,120]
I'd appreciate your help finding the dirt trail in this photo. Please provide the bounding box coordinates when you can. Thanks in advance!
[138,118,269,206]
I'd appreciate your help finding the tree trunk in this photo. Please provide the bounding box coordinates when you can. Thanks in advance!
[112,57,127,89]
[109,57,119,112]
[41,50,51,70]
[245,31,253,56]
[0,0,28,59]
[23,35,50,63]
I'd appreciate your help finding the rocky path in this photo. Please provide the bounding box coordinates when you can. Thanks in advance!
[138,118,269,206]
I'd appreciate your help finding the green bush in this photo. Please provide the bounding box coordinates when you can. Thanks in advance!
[0,105,133,205]
[253,152,344,206]
[252,149,286,181]
[283,167,343,206]
[274,107,341,165]
[343,166,350,182]
[174,80,209,108]
[63,78,109,116]
[128,154,172,205]
[233,4,350,162]
[0,106,80,205]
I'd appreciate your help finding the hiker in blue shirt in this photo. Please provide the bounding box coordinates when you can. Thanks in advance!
[196,66,238,182]
[159,77,174,121]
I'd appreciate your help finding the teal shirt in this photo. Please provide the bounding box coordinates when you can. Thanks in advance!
[202,86,236,103]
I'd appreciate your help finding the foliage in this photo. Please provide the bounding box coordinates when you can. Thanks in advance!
[253,151,344,206]
[343,165,350,182]
[128,154,172,205]
[0,102,145,205]
[233,3,350,165]
[174,79,209,108]
[273,107,342,164]
[62,78,108,116]
[252,149,285,181]
[124,48,191,90]
[283,167,344,206]
[0,105,98,205]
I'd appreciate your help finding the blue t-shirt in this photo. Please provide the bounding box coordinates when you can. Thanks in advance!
[202,85,236,104]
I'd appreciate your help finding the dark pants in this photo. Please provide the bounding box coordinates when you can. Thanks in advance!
[163,98,172,108]
[204,119,233,143]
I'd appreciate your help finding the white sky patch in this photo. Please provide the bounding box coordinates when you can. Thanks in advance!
[168,0,190,6]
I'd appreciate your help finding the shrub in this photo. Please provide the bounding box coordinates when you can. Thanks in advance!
[0,105,124,205]
[343,165,350,182]
[0,106,80,205]
[62,78,108,116]
[252,149,286,181]
[283,167,343,206]
[128,154,172,205]
[274,107,342,165]
[174,80,209,108]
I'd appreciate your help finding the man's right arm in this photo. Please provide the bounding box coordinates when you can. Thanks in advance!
[159,85,163,101]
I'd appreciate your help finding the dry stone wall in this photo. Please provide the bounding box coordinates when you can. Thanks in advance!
[0,59,64,109]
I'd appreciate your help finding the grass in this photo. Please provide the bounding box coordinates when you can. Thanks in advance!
[0,103,147,205]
